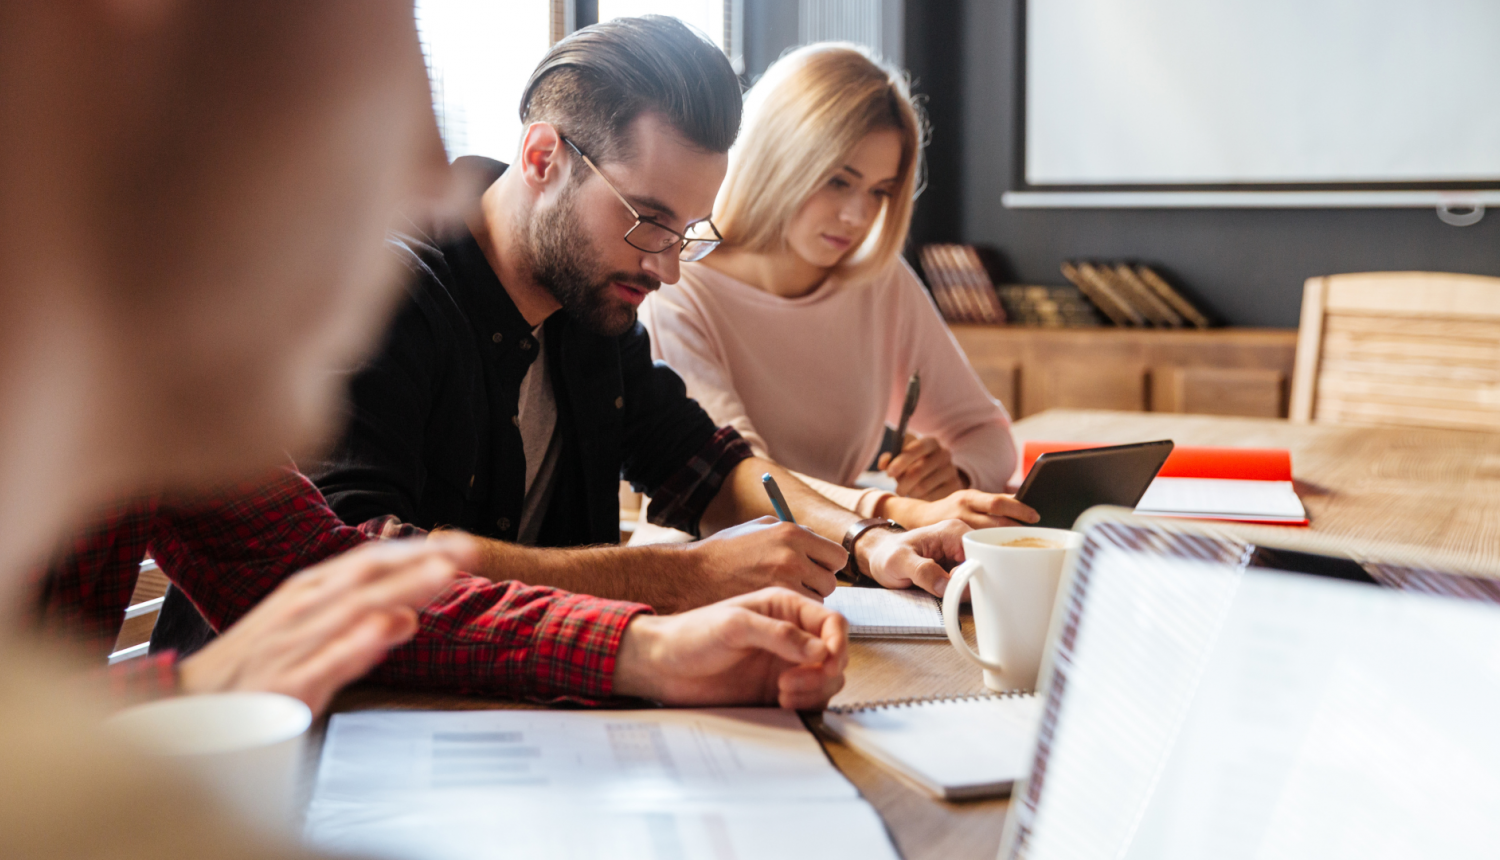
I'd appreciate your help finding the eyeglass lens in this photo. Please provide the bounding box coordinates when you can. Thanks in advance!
[624,221,721,261]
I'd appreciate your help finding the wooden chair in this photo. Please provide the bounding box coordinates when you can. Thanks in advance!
[1290,272,1500,431]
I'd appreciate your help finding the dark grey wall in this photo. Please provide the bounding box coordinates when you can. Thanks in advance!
[957,0,1500,327]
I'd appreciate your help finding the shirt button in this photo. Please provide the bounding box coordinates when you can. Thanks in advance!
[491,332,503,344]
[496,517,511,532]
[614,396,624,410]
[512,414,520,427]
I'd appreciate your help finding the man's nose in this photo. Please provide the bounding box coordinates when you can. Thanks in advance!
[642,248,680,285]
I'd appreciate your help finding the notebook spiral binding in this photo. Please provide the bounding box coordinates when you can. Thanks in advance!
[826,688,1034,715]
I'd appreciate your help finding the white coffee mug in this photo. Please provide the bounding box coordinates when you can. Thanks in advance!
[106,692,312,836]
[943,526,1082,692]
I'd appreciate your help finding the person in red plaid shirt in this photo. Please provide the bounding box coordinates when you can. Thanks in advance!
[45,465,853,714]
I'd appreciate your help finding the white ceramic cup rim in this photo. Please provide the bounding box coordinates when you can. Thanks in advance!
[962,526,1082,552]
[107,691,312,757]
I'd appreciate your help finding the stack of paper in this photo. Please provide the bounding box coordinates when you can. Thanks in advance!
[1023,441,1309,526]
[824,587,946,638]
[305,708,900,860]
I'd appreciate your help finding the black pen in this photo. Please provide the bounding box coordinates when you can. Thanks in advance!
[882,372,922,459]
[762,473,796,523]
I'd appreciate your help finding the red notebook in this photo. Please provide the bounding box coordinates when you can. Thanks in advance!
[1022,441,1308,526]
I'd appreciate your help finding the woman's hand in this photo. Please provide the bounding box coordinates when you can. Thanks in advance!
[877,433,966,500]
[879,489,1039,531]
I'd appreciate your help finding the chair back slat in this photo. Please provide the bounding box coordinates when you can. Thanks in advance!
[1291,272,1500,431]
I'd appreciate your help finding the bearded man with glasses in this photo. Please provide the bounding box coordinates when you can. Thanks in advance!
[310,15,975,615]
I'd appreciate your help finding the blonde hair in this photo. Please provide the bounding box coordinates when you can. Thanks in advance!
[713,43,927,280]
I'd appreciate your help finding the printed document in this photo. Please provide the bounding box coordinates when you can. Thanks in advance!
[305,707,899,860]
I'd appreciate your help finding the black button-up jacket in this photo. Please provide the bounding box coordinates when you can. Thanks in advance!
[310,158,749,547]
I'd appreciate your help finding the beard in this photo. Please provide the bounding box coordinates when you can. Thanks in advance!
[523,182,660,337]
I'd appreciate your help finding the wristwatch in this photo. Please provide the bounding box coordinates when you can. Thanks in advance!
[841,517,906,580]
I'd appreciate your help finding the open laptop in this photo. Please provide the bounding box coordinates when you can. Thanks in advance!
[999,508,1500,860]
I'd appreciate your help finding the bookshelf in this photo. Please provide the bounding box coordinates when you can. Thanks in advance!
[949,324,1298,420]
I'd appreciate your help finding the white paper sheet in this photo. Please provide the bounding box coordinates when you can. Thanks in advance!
[305,708,900,860]
[824,587,946,638]
[1135,477,1307,523]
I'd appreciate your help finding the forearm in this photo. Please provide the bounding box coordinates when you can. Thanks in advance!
[790,471,890,518]
[702,457,863,548]
[469,538,713,614]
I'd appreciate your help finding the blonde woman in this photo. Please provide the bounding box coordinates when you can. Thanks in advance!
[640,43,1035,530]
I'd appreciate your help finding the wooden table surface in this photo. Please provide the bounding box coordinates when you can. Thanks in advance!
[321,410,1500,860]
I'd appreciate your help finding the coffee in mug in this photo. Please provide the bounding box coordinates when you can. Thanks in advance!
[943,527,1082,692]
[1000,536,1063,549]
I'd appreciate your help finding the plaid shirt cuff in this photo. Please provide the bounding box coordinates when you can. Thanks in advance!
[371,577,652,705]
[105,651,180,704]
[646,426,754,538]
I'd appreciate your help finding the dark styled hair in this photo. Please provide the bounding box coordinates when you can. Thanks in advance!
[519,16,742,165]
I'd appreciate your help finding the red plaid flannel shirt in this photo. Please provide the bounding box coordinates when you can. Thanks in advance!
[38,470,653,704]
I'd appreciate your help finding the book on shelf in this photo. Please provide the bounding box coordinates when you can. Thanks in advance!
[1061,261,1138,326]
[1061,260,1213,329]
[1107,263,1182,327]
[997,284,1102,327]
[918,244,1006,324]
[1135,264,1212,329]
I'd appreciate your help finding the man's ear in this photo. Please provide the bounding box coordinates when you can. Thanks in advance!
[517,122,571,192]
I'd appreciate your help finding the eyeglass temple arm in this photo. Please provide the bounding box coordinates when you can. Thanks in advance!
[564,140,641,219]
[564,136,717,247]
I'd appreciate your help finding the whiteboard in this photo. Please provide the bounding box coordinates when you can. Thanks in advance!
[1025,0,1500,186]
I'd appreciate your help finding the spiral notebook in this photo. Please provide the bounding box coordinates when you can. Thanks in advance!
[823,587,946,639]
[820,693,1043,800]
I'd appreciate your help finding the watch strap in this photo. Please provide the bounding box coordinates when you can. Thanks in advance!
[841,517,905,580]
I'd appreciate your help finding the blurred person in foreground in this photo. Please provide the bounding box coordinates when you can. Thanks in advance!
[0,2,845,857]
[311,16,975,606]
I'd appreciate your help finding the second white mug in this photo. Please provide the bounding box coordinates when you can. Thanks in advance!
[943,526,1082,692]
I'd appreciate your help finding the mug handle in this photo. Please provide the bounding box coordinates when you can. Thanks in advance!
[943,560,1006,673]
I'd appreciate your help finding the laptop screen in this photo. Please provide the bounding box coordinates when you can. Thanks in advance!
[1001,519,1500,860]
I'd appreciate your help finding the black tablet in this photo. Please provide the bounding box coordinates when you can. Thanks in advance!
[1015,440,1175,529]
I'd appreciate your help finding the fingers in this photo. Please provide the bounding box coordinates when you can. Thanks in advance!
[276,553,461,665]
[904,466,961,502]
[972,492,1039,524]
[884,435,941,480]
[777,662,846,710]
[722,608,827,666]
[282,609,420,714]
[906,556,952,597]
[951,509,1010,530]
[779,523,849,573]
[729,587,845,653]
[776,610,848,709]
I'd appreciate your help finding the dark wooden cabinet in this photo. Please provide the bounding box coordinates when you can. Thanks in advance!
[948,325,1298,419]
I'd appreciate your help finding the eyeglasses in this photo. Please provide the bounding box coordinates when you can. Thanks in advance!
[561,136,723,262]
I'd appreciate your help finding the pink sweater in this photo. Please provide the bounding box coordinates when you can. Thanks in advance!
[640,258,1017,511]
